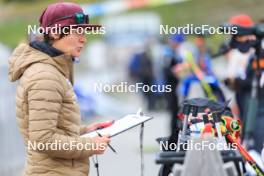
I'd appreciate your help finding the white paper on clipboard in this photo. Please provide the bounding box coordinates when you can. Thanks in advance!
[81,111,153,138]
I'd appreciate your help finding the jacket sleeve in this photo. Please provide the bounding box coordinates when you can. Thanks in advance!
[80,125,88,135]
[27,71,96,159]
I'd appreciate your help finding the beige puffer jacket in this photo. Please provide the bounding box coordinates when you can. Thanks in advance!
[8,43,95,176]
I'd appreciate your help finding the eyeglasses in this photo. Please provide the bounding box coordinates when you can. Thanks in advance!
[47,12,89,27]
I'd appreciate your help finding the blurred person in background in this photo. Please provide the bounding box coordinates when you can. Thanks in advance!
[162,34,185,135]
[223,14,264,153]
[8,2,110,176]
[195,35,224,101]
[128,45,155,110]
[224,14,256,121]
[179,34,226,102]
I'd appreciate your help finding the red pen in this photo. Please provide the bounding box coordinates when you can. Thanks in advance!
[96,120,115,130]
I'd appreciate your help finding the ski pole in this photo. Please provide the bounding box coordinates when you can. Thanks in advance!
[223,128,264,176]
[185,51,217,101]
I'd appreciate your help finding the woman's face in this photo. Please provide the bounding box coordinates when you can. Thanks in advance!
[52,29,87,57]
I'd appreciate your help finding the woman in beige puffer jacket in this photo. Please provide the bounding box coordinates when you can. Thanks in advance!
[8,2,110,176]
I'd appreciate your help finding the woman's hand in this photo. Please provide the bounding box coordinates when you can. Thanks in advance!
[91,134,111,155]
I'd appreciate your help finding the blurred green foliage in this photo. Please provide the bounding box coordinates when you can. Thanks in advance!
[0,0,264,50]
[3,0,33,2]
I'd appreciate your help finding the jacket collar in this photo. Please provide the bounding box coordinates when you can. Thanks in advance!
[51,54,74,84]
[30,41,74,84]
[8,43,74,84]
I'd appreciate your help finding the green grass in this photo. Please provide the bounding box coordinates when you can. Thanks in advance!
[125,0,264,52]
[0,20,36,48]
[1,0,264,49]
[0,0,105,48]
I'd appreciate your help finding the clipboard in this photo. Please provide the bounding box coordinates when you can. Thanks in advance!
[81,109,153,138]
